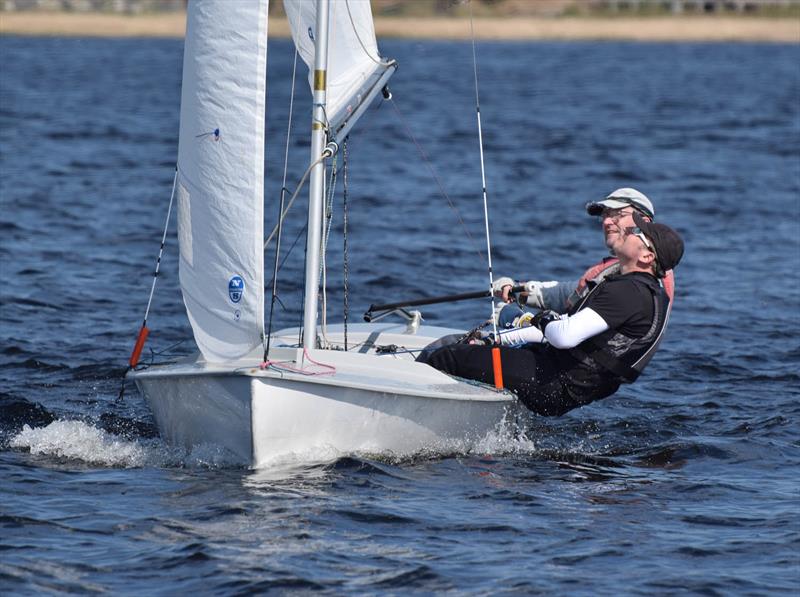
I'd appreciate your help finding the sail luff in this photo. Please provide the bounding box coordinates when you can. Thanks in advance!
[176,0,268,363]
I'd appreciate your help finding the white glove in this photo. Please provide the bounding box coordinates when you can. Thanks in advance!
[522,280,560,309]
[491,276,515,297]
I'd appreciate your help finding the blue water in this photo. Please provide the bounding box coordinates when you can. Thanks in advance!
[2,35,799,594]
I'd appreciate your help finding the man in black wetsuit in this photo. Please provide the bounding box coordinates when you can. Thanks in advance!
[418,213,684,416]
[494,187,676,313]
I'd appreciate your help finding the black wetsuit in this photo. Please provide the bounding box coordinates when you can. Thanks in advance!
[419,272,666,416]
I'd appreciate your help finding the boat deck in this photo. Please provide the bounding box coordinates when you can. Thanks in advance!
[130,323,514,403]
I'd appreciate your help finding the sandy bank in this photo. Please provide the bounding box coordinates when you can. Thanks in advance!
[1,12,798,42]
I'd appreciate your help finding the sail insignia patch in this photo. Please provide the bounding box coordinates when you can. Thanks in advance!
[228,275,245,304]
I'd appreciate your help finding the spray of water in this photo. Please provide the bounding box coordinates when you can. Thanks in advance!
[9,420,243,469]
[8,410,543,471]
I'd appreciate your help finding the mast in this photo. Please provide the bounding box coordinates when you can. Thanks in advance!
[302,0,331,352]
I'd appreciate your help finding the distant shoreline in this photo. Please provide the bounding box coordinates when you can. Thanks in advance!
[1,12,798,42]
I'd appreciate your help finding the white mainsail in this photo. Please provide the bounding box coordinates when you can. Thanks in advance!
[285,0,390,132]
[176,0,268,363]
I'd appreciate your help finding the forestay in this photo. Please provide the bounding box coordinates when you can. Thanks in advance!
[176,1,268,363]
[284,0,390,132]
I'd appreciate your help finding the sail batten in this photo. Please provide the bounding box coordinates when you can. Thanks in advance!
[176,1,268,363]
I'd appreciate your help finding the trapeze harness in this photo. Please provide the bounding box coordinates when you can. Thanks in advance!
[566,270,673,384]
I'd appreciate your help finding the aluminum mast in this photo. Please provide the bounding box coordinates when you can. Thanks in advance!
[302,0,331,353]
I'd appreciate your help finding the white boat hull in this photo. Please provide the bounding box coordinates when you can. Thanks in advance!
[132,323,521,467]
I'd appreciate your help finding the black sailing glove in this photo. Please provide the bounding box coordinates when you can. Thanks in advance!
[478,331,498,346]
[463,330,496,345]
[531,310,560,333]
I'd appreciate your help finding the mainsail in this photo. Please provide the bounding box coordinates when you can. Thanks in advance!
[285,0,392,133]
[176,1,268,362]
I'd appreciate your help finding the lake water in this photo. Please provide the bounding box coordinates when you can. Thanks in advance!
[1,35,798,594]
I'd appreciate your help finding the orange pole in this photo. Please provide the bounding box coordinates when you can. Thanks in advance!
[491,346,503,389]
[128,326,150,368]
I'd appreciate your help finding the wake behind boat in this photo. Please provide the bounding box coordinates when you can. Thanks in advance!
[126,0,520,467]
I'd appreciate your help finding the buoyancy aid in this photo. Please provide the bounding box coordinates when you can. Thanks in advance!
[565,257,675,312]
[567,273,671,384]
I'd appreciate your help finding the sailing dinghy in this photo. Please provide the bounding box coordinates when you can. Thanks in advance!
[128,0,520,467]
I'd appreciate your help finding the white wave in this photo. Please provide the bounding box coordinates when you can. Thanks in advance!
[10,420,152,467]
[9,420,241,469]
[8,412,541,472]
[457,408,539,456]
[472,423,539,456]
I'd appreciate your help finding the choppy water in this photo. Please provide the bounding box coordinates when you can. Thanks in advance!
[1,36,799,594]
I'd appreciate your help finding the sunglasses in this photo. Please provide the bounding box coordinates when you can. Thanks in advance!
[599,207,636,222]
[624,226,655,252]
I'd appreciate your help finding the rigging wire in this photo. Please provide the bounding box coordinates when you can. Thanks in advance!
[266,222,307,292]
[263,152,327,250]
[143,170,178,325]
[264,101,334,251]
[263,101,384,312]
[388,98,486,265]
[469,1,503,386]
[265,48,300,360]
[342,138,350,351]
[117,169,178,401]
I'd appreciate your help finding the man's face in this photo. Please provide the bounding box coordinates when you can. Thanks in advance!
[617,224,655,265]
[600,206,639,255]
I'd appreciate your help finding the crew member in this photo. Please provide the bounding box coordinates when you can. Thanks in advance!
[419,214,684,416]
[494,187,675,312]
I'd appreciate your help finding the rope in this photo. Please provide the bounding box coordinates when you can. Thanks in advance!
[117,169,178,401]
[469,3,500,340]
[265,49,300,360]
[140,338,189,370]
[388,98,486,265]
[263,153,326,250]
[260,348,336,377]
[342,138,350,351]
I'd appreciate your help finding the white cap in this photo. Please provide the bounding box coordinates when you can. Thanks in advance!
[586,187,655,219]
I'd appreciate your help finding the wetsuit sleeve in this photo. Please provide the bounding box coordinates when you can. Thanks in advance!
[544,308,609,349]
[537,280,575,312]
[497,325,545,347]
